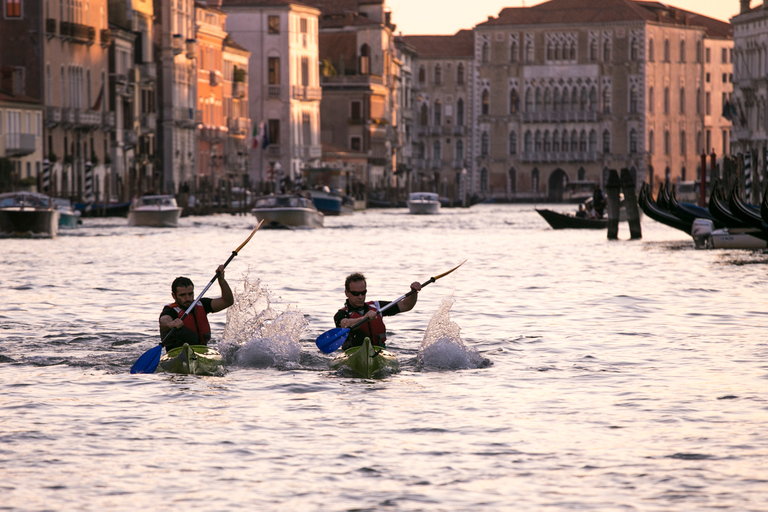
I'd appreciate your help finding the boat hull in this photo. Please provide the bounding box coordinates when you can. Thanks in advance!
[536,208,607,229]
[127,208,182,227]
[253,207,324,228]
[155,344,224,376]
[329,337,399,378]
[0,209,59,237]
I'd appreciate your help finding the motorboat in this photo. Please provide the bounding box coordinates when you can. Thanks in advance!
[251,194,324,228]
[305,187,353,216]
[407,192,441,215]
[127,195,183,227]
[0,191,59,238]
[53,198,81,229]
[691,219,768,250]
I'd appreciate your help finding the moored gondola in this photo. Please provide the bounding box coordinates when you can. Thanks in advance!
[638,183,692,234]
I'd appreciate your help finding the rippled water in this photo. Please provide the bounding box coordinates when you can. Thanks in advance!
[3,204,768,511]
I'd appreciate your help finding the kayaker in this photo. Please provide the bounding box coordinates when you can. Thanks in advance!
[333,272,422,351]
[158,265,234,352]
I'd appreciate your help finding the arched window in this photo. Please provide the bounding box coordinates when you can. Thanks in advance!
[580,87,588,111]
[547,41,554,61]
[457,63,464,84]
[589,40,598,61]
[649,130,655,154]
[649,39,655,62]
[664,130,670,155]
[579,130,587,152]
[629,86,638,113]
[434,64,442,85]
[531,168,539,192]
[535,87,543,112]
[562,131,569,153]
[544,88,552,112]
[482,90,489,115]
[569,42,576,60]
[525,41,534,63]
[578,167,586,180]
[509,131,517,155]
[482,42,490,63]
[602,87,611,113]
[664,39,670,61]
[359,43,370,74]
[562,87,570,111]
[524,130,533,152]
[553,88,560,111]
[433,140,441,161]
[603,39,612,62]
[696,87,702,114]
[589,130,597,153]
[571,130,578,152]
[679,87,685,114]
[534,130,542,152]
[457,98,465,126]
[553,129,560,152]
[456,139,464,161]
[420,104,428,125]
[510,89,519,114]
[663,87,670,114]
[603,130,611,154]
[481,131,489,156]
[481,168,489,193]
[680,40,686,62]
[630,129,638,154]
[680,130,686,155]
[525,88,533,112]
[434,100,442,125]
[649,86,654,113]
[418,66,426,84]
[571,88,578,111]
[631,38,640,61]
[589,87,597,111]
[554,42,561,61]
[510,41,518,63]
[543,130,551,152]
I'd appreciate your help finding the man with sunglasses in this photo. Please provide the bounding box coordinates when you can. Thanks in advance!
[333,272,422,351]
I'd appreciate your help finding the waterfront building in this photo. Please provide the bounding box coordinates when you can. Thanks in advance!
[730,0,768,200]
[221,0,322,192]
[222,35,251,193]
[0,0,114,201]
[471,0,732,201]
[393,35,417,195]
[401,30,474,202]
[0,92,44,192]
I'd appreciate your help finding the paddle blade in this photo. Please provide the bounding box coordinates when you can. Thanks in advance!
[315,328,350,354]
[130,344,163,374]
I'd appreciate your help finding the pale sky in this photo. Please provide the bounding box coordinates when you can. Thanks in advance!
[390,1,740,36]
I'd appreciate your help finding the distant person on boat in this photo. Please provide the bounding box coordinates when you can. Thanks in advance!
[334,272,422,351]
[158,265,234,352]
[592,185,606,219]
[575,204,588,218]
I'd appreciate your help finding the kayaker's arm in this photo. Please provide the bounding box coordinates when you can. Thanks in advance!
[210,265,234,313]
[160,313,183,330]
[396,282,422,313]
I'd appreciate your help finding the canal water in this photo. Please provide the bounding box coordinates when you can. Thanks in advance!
[2,204,767,511]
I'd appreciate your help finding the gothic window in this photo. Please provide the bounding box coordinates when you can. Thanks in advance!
[457,98,465,125]
[482,89,489,115]
[630,129,638,154]
[510,89,519,114]
[510,41,518,63]
[603,129,611,153]
[509,131,517,155]
[481,131,489,156]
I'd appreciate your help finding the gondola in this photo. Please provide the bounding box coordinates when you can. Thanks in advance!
[535,208,608,229]
[728,186,768,231]
[708,181,752,229]
[638,183,692,234]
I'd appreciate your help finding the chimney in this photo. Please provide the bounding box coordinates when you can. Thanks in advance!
[741,0,751,14]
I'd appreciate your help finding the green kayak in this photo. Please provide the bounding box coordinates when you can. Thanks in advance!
[329,337,399,378]
[155,343,224,376]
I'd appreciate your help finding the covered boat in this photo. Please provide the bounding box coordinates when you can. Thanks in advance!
[127,195,183,227]
[407,192,441,215]
[329,337,399,378]
[53,198,81,229]
[305,187,353,216]
[155,343,224,376]
[0,191,59,238]
[251,194,324,228]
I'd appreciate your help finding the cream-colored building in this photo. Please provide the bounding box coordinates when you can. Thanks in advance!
[221,0,322,191]
[402,31,474,201]
[472,0,732,201]
[0,94,44,189]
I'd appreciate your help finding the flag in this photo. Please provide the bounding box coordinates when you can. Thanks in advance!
[252,122,259,148]
[91,84,103,111]
[262,122,270,149]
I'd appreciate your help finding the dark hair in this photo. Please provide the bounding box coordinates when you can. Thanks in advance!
[345,272,366,291]
[172,276,194,294]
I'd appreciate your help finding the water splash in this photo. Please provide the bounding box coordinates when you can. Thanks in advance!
[219,269,306,369]
[417,297,489,370]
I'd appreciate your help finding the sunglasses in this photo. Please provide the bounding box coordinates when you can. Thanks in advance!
[348,290,367,296]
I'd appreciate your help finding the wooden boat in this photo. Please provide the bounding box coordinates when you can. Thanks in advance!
[407,192,441,215]
[0,191,60,238]
[251,194,324,228]
[155,343,224,376]
[728,187,768,232]
[127,195,183,227]
[329,337,399,378]
[638,183,693,234]
[535,208,607,229]
[708,181,751,229]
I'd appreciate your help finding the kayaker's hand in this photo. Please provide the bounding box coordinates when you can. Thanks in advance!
[171,318,184,329]
[365,310,378,321]
[410,282,422,293]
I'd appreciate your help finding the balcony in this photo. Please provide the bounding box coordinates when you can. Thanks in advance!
[299,145,322,159]
[61,108,76,128]
[453,125,466,136]
[140,62,156,82]
[519,150,599,163]
[173,107,197,128]
[172,34,184,55]
[100,29,111,47]
[45,18,57,37]
[124,129,138,147]
[101,111,115,131]
[521,110,598,123]
[732,127,753,141]
[46,106,61,127]
[266,85,282,99]
[140,113,157,132]
[210,70,223,87]
[232,81,246,99]
[291,86,322,101]
[430,159,442,169]
[227,116,249,136]
[266,145,281,157]
[3,133,37,157]
[321,74,384,86]
[75,109,101,129]
[60,21,95,45]
[430,126,442,135]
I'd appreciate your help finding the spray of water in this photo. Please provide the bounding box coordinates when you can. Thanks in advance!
[219,269,306,368]
[418,297,488,370]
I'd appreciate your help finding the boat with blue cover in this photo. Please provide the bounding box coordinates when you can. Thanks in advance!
[329,337,399,378]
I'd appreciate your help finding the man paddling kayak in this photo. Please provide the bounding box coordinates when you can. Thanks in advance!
[333,272,422,351]
[159,265,234,352]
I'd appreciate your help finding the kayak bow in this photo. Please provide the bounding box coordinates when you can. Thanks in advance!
[329,337,399,378]
[155,343,225,376]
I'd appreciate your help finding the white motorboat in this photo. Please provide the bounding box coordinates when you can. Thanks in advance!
[407,192,441,215]
[127,195,183,227]
[691,219,768,250]
[53,198,81,229]
[0,191,60,238]
[251,194,324,228]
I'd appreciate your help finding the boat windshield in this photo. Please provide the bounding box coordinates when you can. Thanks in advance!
[0,193,50,208]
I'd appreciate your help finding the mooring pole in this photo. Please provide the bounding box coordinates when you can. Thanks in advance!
[606,169,621,240]
[620,168,642,240]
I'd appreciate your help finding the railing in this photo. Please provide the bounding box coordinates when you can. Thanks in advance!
[227,117,249,135]
[173,107,197,127]
[430,126,442,135]
[140,63,156,82]
[430,159,442,169]
[124,129,138,146]
[321,74,384,86]
[75,109,101,127]
[46,106,61,127]
[140,113,156,131]
[453,125,466,136]
[267,85,281,98]
[3,133,36,157]
[291,86,322,101]
[60,21,95,45]
[46,18,57,35]
[519,150,599,162]
[232,81,246,99]
[100,29,111,47]
[101,111,115,131]
[266,145,281,157]
[300,145,322,159]
[61,108,76,127]
[521,110,598,123]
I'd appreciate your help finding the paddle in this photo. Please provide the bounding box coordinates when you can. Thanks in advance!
[315,260,467,354]
[130,220,264,374]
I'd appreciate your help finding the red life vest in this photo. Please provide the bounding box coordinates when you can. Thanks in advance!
[346,301,387,346]
[168,302,211,345]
